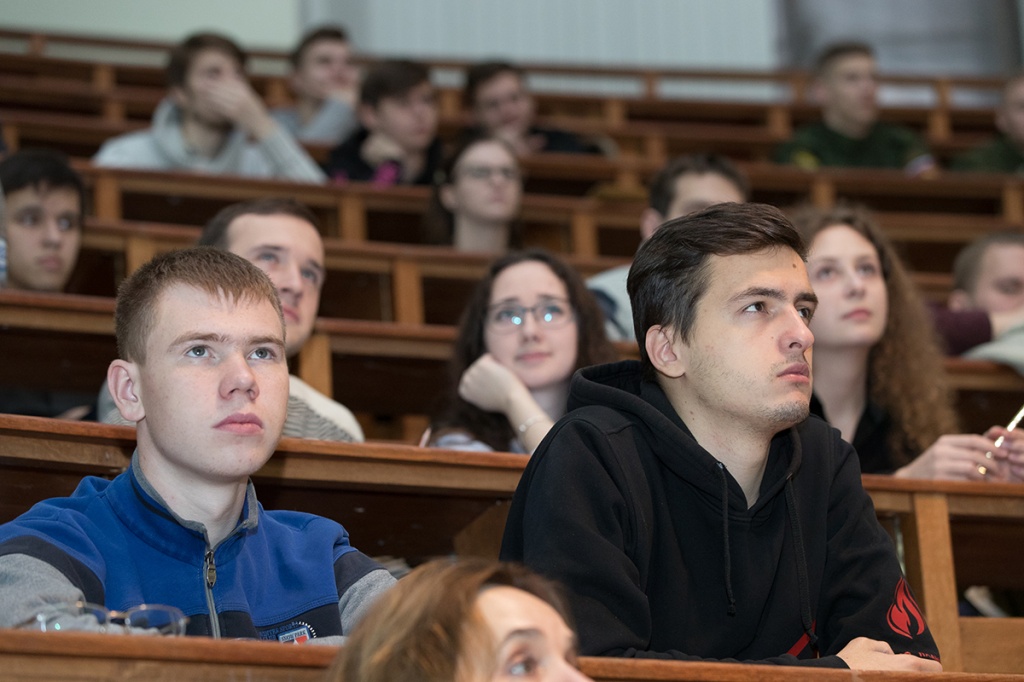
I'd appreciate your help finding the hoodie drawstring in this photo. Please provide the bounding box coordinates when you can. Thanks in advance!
[716,462,737,616]
[785,476,819,655]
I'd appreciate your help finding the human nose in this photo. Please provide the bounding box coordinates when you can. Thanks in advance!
[41,218,64,246]
[781,309,814,351]
[220,352,259,400]
[517,307,543,339]
[275,259,304,296]
[844,268,866,296]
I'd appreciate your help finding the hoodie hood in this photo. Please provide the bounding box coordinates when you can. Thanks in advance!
[571,360,803,513]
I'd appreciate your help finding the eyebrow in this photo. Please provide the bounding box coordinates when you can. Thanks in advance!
[489,295,568,307]
[731,286,818,306]
[168,332,286,352]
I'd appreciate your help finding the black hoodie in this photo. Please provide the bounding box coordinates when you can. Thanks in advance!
[500,360,939,667]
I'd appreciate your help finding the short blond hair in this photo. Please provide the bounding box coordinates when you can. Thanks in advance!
[114,247,282,363]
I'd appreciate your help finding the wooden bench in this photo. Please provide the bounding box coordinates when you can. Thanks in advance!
[2,415,1024,673]
[6,630,1020,681]
[3,288,1024,440]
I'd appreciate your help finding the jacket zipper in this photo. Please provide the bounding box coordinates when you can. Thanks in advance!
[203,549,221,638]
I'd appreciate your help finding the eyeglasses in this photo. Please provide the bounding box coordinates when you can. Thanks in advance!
[19,601,188,636]
[486,298,574,333]
[457,165,521,182]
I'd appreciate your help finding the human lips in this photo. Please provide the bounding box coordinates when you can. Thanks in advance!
[842,307,872,321]
[516,351,551,365]
[215,413,264,435]
[36,256,64,272]
[778,363,811,383]
[282,305,301,324]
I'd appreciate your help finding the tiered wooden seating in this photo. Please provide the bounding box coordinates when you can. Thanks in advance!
[7,630,1021,681]
[64,162,1024,276]
[3,287,1023,440]
[3,414,1024,673]
[0,37,1008,171]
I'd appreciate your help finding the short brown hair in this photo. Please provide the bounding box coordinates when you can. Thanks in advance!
[629,203,804,375]
[952,230,1024,295]
[647,153,749,216]
[198,198,321,250]
[462,61,525,109]
[114,247,282,363]
[290,25,349,68]
[330,558,574,682]
[166,32,246,88]
[361,60,430,108]
[815,41,874,76]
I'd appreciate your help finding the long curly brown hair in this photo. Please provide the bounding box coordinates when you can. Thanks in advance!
[792,202,959,464]
[429,249,618,451]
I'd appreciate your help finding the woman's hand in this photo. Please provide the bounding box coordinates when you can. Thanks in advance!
[458,353,525,414]
[458,353,553,453]
[895,428,1017,482]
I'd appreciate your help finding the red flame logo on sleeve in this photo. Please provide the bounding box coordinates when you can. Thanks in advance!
[886,578,926,639]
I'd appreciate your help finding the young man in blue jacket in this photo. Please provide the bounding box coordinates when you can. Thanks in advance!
[0,247,393,639]
[501,203,941,670]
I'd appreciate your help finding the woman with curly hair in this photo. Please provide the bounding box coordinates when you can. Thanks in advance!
[328,558,591,682]
[425,249,617,453]
[794,202,1017,479]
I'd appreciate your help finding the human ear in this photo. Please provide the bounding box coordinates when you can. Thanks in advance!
[169,86,188,108]
[440,183,457,212]
[947,289,971,312]
[639,209,666,242]
[358,103,379,130]
[645,325,687,378]
[107,359,145,423]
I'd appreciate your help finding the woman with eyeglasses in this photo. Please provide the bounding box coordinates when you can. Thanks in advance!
[422,135,523,253]
[425,250,617,453]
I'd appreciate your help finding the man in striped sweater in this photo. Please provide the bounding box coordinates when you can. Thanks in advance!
[100,198,362,442]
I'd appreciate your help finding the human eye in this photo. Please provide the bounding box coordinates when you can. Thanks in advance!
[798,304,815,322]
[811,265,835,281]
[997,279,1024,295]
[249,346,279,361]
[742,301,767,313]
[254,251,279,265]
[14,209,42,228]
[185,345,209,358]
[57,214,81,232]
[505,654,539,677]
[539,302,568,323]
[857,261,879,277]
[492,306,523,327]
[301,267,321,286]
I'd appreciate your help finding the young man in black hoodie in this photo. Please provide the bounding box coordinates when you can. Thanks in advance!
[500,202,942,670]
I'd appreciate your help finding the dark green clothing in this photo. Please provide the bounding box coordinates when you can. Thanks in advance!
[774,121,932,170]
[951,135,1024,173]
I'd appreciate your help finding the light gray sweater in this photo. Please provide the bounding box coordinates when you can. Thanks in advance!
[93,99,326,183]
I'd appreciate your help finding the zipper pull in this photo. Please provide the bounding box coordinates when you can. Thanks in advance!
[204,550,217,588]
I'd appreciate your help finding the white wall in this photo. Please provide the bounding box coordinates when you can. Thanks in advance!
[1,0,301,50]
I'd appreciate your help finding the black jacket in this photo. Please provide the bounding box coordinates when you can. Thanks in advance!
[324,127,443,185]
[500,360,939,667]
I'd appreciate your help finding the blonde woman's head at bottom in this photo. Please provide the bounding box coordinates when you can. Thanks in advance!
[329,558,591,682]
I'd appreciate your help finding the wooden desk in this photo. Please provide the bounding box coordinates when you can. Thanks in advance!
[0,413,522,561]
[0,626,1022,681]
[3,415,1024,672]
